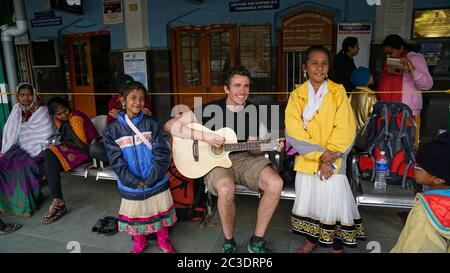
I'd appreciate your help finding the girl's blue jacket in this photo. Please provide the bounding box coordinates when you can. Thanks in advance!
[103,112,171,200]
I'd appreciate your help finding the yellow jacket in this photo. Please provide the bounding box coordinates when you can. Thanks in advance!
[285,80,356,175]
[349,87,377,131]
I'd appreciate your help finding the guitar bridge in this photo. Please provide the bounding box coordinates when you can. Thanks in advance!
[192,140,199,162]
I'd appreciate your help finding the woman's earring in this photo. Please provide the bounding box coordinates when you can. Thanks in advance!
[122,102,126,110]
[303,71,307,79]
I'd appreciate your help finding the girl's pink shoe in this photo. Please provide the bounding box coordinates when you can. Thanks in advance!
[296,240,317,253]
[130,235,147,253]
[157,239,177,253]
[331,248,344,253]
[131,245,146,253]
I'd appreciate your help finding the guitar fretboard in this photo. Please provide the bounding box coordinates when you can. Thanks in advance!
[223,141,272,152]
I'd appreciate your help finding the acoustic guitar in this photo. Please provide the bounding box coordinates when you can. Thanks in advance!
[172,123,283,178]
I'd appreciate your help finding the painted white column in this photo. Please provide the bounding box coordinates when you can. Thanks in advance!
[123,0,150,50]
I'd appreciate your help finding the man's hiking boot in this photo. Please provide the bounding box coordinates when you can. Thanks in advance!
[222,242,237,253]
[247,240,272,253]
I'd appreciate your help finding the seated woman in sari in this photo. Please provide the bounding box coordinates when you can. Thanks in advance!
[0,83,54,216]
[41,97,98,224]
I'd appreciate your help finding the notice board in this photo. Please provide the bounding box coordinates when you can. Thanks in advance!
[239,25,271,78]
[282,7,333,52]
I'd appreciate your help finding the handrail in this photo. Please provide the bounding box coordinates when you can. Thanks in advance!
[0,89,449,96]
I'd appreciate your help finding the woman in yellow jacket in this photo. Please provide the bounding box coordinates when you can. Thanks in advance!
[285,45,366,253]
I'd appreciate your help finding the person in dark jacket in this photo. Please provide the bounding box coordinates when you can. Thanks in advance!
[103,81,176,253]
[330,37,359,93]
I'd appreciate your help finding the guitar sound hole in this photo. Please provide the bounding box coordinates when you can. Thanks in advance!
[210,146,224,156]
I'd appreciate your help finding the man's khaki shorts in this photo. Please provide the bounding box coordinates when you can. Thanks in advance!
[203,152,274,196]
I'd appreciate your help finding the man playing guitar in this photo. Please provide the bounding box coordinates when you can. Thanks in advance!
[164,66,284,253]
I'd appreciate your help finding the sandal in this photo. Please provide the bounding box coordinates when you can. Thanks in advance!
[101,217,118,236]
[92,218,108,233]
[0,223,22,235]
[41,204,67,225]
[296,240,318,253]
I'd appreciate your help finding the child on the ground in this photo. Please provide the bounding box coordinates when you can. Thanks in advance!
[349,67,377,131]
[103,81,176,253]
[391,132,450,253]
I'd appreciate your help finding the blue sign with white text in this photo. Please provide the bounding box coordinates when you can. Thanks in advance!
[229,0,279,12]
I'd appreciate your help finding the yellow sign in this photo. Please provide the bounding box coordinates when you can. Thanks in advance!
[413,9,450,39]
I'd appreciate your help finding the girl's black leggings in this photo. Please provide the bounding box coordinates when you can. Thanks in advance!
[43,150,64,199]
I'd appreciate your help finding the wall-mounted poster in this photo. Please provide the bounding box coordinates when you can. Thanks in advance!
[337,22,372,68]
[413,8,450,39]
[282,7,333,52]
[375,0,413,41]
[239,25,271,78]
[50,0,83,14]
[420,43,443,66]
[123,51,148,90]
[103,0,123,25]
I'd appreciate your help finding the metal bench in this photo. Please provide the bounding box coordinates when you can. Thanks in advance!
[66,149,295,227]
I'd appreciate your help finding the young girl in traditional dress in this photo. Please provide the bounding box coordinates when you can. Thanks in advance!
[285,45,366,253]
[103,81,176,253]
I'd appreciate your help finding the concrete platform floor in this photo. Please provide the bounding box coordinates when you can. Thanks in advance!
[0,175,410,253]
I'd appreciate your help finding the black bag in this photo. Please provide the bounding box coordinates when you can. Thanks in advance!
[89,138,109,163]
[279,154,296,186]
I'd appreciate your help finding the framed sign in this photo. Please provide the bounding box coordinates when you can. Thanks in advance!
[412,8,450,39]
[239,25,271,78]
[375,0,412,41]
[337,22,372,68]
[123,51,148,90]
[50,0,83,14]
[103,0,124,24]
[282,7,333,52]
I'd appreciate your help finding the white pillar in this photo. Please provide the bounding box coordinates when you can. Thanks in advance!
[123,0,150,50]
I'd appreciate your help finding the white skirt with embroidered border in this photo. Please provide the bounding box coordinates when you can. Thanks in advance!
[291,172,366,247]
[118,189,177,236]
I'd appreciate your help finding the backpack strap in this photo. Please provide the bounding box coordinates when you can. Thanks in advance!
[401,109,416,162]
[367,106,389,182]
[402,161,413,189]
[396,106,407,148]
[383,105,395,158]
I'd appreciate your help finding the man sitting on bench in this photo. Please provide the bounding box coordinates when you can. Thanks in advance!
[164,66,284,253]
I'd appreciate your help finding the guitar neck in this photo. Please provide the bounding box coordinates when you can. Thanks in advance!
[223,141,272,152]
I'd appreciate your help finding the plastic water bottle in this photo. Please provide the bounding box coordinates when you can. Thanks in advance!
[374,151,388,190]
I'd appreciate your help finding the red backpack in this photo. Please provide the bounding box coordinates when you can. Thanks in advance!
[356,101,416,187]
[167,153,206,222]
